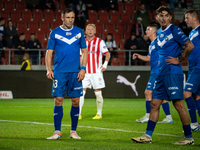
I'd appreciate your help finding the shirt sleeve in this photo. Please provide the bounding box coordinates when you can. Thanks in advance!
[80,30,87,49]
[46,30,56,50]
[100,40,109,54]
[172,26,189,46]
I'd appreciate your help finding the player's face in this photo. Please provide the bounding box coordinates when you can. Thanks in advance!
[185,13,193,27]
[157,11,172,29]
[86,25,96,38]
[61,11,75,29]
[145,26,153,37]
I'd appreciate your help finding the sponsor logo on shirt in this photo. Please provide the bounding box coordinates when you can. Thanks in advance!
[66,32,72,35]
[160,34,164,38]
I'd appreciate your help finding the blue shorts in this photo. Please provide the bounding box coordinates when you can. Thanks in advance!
[152,74,183,101]
[146,73,158,91]
[184,68,200,95]
[52,72,83,98]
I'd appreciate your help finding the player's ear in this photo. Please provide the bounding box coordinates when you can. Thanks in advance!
[61,16,64,21]
[155,15,158,21]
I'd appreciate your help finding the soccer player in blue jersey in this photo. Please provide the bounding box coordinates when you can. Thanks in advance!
[184,9,200,131]
[132,6,195,145]
[45,8,88,140]
[133,24,173,124]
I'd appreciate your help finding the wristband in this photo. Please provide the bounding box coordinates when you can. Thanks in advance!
[81,66,86,71]
[102,61,108,69]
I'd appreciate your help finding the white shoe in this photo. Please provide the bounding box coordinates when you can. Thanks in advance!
[191,124,200,132]
[131,134,152,143]
[136,116,149,123]
[47,133,62,140]
[158,118,173,123]
[70,131,81,139]
[173,138,194,145]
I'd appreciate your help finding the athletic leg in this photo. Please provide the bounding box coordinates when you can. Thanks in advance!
[136,89,152,123]
[47,97,64,139]
[70,97,81,139]
[160,100,173,123]
[93,89,103,119]
[172,99,194,145]
[79,88,86,119]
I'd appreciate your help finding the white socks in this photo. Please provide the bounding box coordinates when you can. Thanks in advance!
[94,91,103,116]
[79,90,86,115]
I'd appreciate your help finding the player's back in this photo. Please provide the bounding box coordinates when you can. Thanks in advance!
[148,38,159,74]
[156,24,189,75]
[188,25,200,70]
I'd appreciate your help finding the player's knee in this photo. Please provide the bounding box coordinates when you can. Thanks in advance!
[144,90,152,98]
[54,97,64,106]
[95,91,103,103]
[150,101,160,110]
[71,98,79,107]
[173,99,184,111]
[184,91,192,99]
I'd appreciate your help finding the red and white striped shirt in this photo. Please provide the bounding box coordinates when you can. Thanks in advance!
[85,37,109,74]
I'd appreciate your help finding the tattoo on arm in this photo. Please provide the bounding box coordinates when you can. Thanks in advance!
[179,41,192,63]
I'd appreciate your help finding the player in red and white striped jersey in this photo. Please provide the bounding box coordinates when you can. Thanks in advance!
[79,24,110,120]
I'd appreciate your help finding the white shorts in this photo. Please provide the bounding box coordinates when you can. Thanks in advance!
[82,72,105,89]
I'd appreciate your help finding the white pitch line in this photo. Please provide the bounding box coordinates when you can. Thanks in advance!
[0,120,199,139]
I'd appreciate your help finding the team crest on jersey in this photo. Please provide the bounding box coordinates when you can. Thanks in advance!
[66,32,72,35]
[165,37,169,41]
[75,35,79,39]
[160,34,164,38]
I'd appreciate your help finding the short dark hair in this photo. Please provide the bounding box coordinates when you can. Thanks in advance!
[0,17,5,22]
[7,20,12,24]
[156,6,172,16]
[148,23,158,30]
[20,33,25,36]
[184,9,199,21]
[61,8,74,17]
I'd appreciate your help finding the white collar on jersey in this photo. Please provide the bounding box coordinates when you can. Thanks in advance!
[161,24,172,32]
[60,25,74,31]
[192,24,200,31]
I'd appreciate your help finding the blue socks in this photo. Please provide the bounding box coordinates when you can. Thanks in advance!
[162,102,171,116]
[146,120,156,137]
[185,96,197,123]
[70,105,79,131]
[183,124,192,138]
[195,99,200,117]
[54,106,63,131]
[146,100,151,114]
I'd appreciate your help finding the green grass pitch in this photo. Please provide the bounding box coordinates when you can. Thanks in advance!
[0,98,200,150]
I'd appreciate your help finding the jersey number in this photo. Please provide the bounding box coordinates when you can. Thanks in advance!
[53,79,58,88]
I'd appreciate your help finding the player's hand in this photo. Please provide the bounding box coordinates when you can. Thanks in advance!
[46,70,54,80]
[100,66,106,72]
[165,56,180,65]
[77,69,85,81]
[132,53,138,60]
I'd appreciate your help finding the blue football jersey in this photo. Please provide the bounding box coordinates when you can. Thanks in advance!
[188,25,200,69]
[47,25,87,73]
[156,24,189,75]
[148,38,159,74]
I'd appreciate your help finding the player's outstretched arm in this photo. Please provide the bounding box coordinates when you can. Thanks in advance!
[45,49,54,80]
[101,52,110,72]
[78,48,88,81]
[133,53,150,62]
[165,40,194,65]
